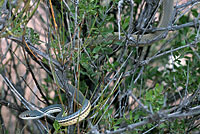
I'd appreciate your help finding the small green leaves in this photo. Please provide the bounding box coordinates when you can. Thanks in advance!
[53,121,61,132]
[25,28,40,45]
[144,83,164,111]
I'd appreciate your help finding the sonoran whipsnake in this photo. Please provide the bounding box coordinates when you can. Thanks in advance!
[19,0,174,127]
[19,84,91,126]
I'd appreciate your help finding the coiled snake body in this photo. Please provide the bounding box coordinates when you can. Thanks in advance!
[19,0,174,127]
[19,84,91,126]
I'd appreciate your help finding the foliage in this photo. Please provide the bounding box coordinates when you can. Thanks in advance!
[0,0,200,134]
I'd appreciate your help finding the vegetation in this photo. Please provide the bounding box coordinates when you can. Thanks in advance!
[0,0,199,133]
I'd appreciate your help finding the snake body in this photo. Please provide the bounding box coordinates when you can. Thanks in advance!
[19,0,173,127]
[71,0,174,47]
[19,84,91,126]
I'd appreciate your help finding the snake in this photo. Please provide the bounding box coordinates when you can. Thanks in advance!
[19,84,91,126]
[19,0,174,127]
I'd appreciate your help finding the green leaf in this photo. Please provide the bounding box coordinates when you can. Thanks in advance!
[53,121,61,132]
[122,16,130,29]
[93,46,101,53]
[114,119,123,126]
[146,90,153,101]
[191,9,198,17]
[129,111,133,121]
[134,113,140,121]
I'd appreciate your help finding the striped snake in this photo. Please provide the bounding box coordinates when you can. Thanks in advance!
[19,0,173,127]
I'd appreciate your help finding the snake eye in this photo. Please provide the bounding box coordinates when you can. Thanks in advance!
[19,111,32,119]
[25,113,30,117]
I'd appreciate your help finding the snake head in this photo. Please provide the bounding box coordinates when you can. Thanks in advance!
[19,110,42,120]
[19,111,32,119]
